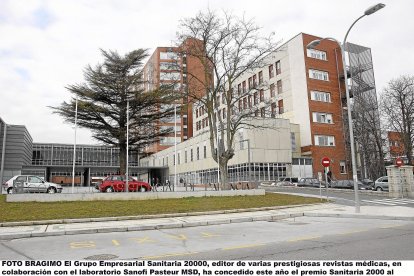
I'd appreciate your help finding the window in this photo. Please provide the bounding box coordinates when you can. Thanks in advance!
[275,60,281,75]
[309,69,329,81]
[238,100,242,111]
[196,109,199,118]
[270,84,275,97]
[185,150,187,163]
[269,65,274,78]
[248,77,253,90]
[222,108,226,119]
[314,135,335,146]
[312,112,333,124]
[238,84,241,95]
[197,147,200,160]
[307,49,327,60]
[160,71,181,81]
[178,153,180,165]
[253,75,257,88]
[242,81,246,93]
[160,62,180,70]
[248,96,252,108]
[160,51,178,60]
[271,103,276,117]
[311,91,331,102]
[190,148,193,161]
[222,94,226,104]
[243,97,247,109]
[204,145,207,158]
[340,161,347,174]
[173,154,175,165]
[260,107,265,117]
[291,133,296,151]
[260,89,264,102]
[258,71,263,85]
[254,110,259,117]
[254,92,258,105]
[277,80,282,94]
[278,99,284,114]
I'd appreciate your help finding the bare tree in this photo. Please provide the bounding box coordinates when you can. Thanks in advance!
[177,10,279,187]
[380,75,414,164]
[353,92,386,179]
[51,49,178,174]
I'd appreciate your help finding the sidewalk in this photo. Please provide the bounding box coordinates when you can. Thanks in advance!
[1,203,413,240]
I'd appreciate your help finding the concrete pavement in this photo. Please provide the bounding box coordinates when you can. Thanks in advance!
[1,202,413,240]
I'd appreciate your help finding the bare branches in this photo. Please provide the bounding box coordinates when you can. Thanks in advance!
[380,75,414,164]
[177,9,279,185]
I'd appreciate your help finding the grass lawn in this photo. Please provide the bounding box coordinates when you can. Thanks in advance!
[0,193,324,223]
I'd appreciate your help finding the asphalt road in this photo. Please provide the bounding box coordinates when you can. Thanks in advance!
[264,186,414,208]
[1,217,413,260]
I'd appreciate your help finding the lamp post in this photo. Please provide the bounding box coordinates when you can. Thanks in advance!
[174,103,177,192]
[125,98,130,193]
[71,96,78,194]
[307,3,385,213]
[0,118,7,188]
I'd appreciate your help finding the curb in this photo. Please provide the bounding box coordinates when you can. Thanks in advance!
[304,212,414,221]
[0,212,306,240]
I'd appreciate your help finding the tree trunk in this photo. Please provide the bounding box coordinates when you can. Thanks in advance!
[219,161,228,190]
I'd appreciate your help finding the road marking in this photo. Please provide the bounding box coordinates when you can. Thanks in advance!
[287,236,321,242]
[166,234,187,240]
[222,243,265,250]
[141,251,198,259]
[70,241,96,249]
[129,237,156,243]
[380,224,404,229]
[112,240,120,246]
[361,200,397,206]
[339,229,369,235]
[201,232,221,238]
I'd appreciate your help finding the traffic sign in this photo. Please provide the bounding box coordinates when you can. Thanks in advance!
[395,157,404,167]
[321,157,330,167]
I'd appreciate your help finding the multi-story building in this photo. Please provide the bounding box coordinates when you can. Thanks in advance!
[142,38,207,155]
[150,33,380,182]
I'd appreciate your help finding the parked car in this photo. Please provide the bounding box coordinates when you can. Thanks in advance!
[2,175,62,194]
[374,176,388,191]
[329,180,365,190]
[274,177,299,187]
[99,175,151,192]
[297,177,321,188]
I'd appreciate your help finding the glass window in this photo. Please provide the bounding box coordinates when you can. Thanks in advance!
[291,133,296,151]
[340,161,346,174]
[278,100,284,114]
[258,71,263,85]
[307,49,327,60]
[309,69,329,81]
[160,62,180,70]
[160,51,179,60]
[277,80,282,94]
[275,60,281,75]
[260,90,264,102]
[270,84,275,97]
[260,107,265,117]
[160,71,181,81]
[314,135,335,146]
[312,112,333,124]
[254,92,258,105]
[311,90,331,102]
[269,65,274,78]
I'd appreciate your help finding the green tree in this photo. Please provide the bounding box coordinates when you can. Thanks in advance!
[51,49,178,174]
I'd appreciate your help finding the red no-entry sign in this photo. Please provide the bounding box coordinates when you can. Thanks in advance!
[396,157,404,167]
[321,157,330,167]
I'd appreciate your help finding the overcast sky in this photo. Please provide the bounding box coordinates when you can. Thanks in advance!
[0,0,412,145]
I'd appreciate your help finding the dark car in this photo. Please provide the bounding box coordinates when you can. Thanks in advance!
[99,175,151,192]
[297,178,321,188]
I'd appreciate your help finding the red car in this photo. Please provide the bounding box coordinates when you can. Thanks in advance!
[99,175,151,192]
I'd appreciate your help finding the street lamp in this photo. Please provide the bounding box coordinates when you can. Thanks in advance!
[0,118,7,188]
[71,96,78,194]
[307,3,385,213]
[126,98,130,193]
